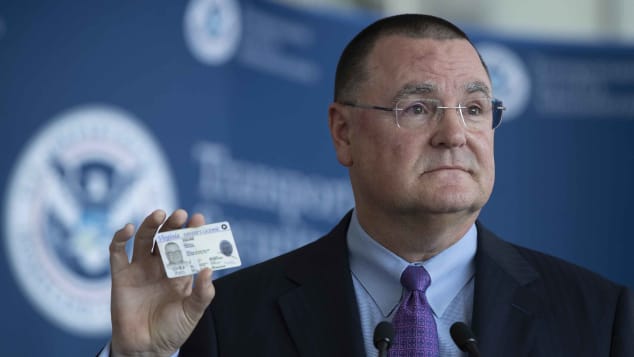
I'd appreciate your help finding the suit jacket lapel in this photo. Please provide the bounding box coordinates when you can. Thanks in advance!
[473,223,544,356]
[277,212,366,357]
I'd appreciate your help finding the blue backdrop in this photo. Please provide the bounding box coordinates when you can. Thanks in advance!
[1,0,633,355]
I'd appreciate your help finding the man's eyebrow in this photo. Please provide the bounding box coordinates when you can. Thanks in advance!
[392,81,491,101]
[465,81,491,96]
[393,83,436,102]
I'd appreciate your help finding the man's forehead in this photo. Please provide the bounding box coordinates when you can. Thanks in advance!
[367,36,490,94]
[372,35,477,59]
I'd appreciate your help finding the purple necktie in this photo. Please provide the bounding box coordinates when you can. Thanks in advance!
[389,265,439,357]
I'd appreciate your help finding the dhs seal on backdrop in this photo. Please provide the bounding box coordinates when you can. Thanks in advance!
[184,0,242,65]
[3,105,177,336]
[476,42,531,121]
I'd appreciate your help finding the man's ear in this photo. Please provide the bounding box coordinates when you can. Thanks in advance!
[328,102,353,167]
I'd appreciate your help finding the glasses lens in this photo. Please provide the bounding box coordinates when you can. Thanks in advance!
[395,98,438,128]
[460,97,494,129]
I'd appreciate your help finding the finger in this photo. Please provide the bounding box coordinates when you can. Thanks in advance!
[109,223,135,274]
[187,213,206,228]
[131,209,167,260]
[159,209,189,233]
[183,268,215,323]
[148,209,189,258]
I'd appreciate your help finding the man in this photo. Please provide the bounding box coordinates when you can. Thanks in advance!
[106,14,633,357]
[162,242,189,275]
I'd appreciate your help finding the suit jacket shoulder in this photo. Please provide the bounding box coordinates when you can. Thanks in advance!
[473,223,634,356]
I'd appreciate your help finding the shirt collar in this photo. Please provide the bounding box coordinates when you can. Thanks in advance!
[347,209,477,318]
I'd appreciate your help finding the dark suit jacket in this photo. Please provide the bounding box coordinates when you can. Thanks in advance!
[181,212,634,356]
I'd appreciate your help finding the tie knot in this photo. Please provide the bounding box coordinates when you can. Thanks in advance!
[400,265,431,292]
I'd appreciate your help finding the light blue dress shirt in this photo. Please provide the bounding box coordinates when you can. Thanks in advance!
[347,210,476,357]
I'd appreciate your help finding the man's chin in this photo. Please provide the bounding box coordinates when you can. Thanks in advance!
[419,190,485,215]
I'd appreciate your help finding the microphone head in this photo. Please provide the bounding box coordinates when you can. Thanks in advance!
[373,321,395,349]
[450,322,477,351]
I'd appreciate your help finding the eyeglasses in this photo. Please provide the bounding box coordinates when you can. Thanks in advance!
[340,96,505,130]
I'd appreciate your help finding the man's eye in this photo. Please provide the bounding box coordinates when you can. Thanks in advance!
[466,105,482,116]
[408,103,429,115]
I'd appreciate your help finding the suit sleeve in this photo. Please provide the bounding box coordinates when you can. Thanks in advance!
[610,287,634,357]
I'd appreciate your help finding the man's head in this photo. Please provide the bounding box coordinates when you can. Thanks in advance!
[334,14,489,103]
[329,14,497,223]
[165,242,183,264]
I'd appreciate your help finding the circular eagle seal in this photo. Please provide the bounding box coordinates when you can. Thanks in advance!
[476,42,531,122]
[3,105,177,335]
[183,0,242,66]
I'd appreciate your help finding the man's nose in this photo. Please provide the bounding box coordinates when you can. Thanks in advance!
[429,106,468,148]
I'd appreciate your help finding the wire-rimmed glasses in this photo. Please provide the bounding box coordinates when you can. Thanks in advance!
[340,96,505,130]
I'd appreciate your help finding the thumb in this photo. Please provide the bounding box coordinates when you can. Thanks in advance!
[183,268,215,323]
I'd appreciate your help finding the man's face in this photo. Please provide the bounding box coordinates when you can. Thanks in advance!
[332,36,496,218]
[165,243,183,264]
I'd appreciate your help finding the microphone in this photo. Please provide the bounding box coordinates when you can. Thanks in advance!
[373,321,394,357]
[450,322,481,357]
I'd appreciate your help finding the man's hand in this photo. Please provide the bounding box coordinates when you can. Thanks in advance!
[109,209,215,357]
